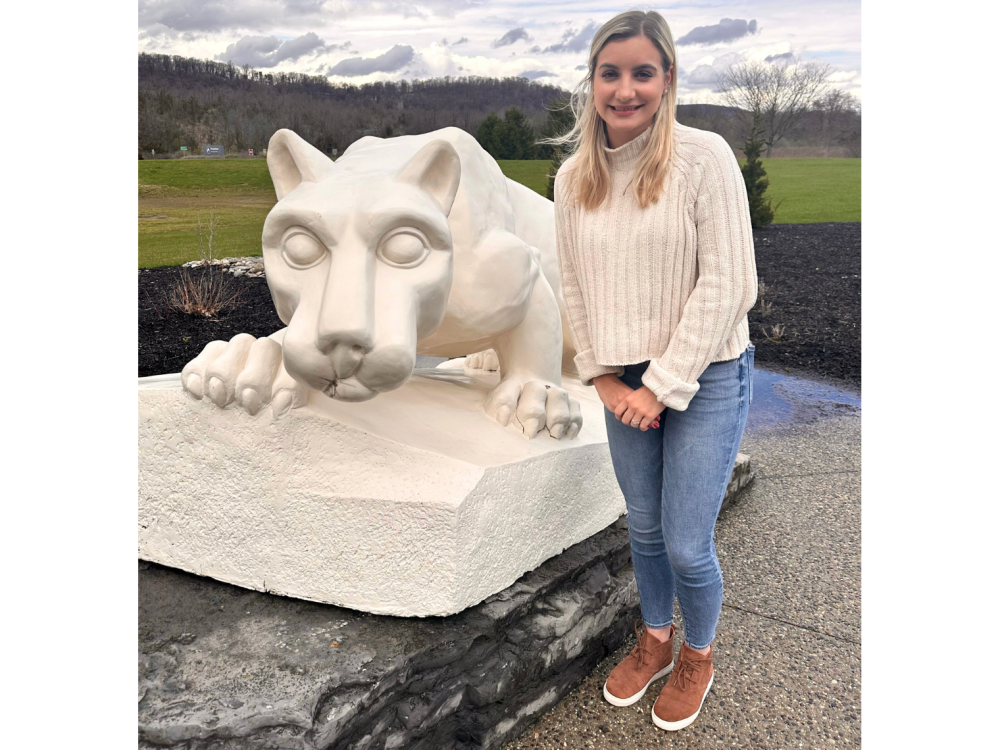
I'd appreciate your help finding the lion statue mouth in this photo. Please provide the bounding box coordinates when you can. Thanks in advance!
[321,375,379,402]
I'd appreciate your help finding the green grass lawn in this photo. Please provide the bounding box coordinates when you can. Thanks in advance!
[495,160,551,197]
[139,159,276,268]
[140,158,274,193]
[139,157,860,267]
[741,158,860,224]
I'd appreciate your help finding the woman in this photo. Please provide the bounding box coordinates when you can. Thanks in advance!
[548,10,758,732]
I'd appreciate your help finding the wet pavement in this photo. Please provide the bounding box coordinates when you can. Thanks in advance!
[746,367,861,433]
[501,368,862,749]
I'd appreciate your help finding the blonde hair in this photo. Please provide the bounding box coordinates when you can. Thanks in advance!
[544,10,678,210]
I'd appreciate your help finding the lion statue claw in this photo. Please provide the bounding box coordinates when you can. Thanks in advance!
[182,127,583,440]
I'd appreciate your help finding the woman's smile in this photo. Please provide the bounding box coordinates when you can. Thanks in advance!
[610,104,643,115]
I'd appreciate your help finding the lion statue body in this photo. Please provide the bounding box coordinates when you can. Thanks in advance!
[181,127,583,439]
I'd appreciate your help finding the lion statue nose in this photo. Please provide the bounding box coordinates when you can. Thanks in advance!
[330,342,366,380]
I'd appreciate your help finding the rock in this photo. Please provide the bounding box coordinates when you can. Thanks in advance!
[721,453,754,511]
[138,516,641,750]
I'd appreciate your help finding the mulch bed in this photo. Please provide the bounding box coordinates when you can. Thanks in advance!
[139,222,860,389]
[747,222,860,389]
[139,268,283,378]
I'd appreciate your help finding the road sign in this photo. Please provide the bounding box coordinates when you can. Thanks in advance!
[332,148,338,156]
[248,149,254,156]
[203,145,225,157]
[180,146,188,151]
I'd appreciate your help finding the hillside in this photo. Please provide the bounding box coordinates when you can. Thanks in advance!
[138,53,859,158]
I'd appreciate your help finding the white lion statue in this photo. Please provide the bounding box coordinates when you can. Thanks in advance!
[181,127,583,440]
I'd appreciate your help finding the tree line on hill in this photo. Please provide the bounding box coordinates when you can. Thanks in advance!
[139,52,566,157]
[138,52,860,162]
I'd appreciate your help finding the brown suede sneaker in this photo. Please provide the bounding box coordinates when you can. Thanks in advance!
[651,642,715,730]
[602,621,676,706]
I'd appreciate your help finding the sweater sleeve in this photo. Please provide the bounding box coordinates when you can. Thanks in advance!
[554,169,625,386]
[640,135,758,410]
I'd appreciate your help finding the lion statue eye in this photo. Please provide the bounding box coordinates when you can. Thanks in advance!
[378,229,429,268]
[282,232,327,269]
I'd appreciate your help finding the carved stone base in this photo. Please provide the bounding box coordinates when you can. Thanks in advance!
[139,517,641,750]
[139,367,627,617]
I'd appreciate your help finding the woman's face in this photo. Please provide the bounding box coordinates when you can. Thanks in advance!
[592,34,672,148]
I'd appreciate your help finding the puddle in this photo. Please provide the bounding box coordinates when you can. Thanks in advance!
[746,367,860,432]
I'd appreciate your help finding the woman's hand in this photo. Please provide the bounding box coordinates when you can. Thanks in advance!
[593,373,633,413]
[613,385,665,431]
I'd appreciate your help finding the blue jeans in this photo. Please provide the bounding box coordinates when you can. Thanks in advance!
[604,345,754,649]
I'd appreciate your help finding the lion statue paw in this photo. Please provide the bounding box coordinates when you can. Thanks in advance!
[464,349,499,373]
[484,377,582,440]
[181,334,308,418]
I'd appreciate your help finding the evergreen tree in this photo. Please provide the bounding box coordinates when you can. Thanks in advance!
[741,123,775,228]
[497,107,537,159]
[476,112,504,158]
[538,95,575,160]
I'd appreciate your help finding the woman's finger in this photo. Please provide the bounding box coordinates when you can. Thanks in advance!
[614,396,629,420]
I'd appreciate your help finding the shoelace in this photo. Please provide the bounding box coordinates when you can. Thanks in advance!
[627,620,654,669]
[670,654,703,691]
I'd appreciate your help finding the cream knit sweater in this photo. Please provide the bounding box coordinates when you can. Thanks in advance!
[554,122,758,411]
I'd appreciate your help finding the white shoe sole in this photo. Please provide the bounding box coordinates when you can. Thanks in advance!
[651,671,715,731]
[602,661,675,707]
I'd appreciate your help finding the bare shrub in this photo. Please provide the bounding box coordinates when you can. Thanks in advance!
[163,212,244,318]
[761,323,786,343]
[166,268,243,318]
[759,299,774,318]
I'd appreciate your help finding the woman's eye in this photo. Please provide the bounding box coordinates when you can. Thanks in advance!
[378,230,429,267]
[282,232,326,269]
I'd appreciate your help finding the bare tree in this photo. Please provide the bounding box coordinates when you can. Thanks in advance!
[716,57,833,157]
[810,89,861,148]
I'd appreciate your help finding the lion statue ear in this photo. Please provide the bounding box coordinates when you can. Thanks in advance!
[397,140,461,216]
[267,129,336,201]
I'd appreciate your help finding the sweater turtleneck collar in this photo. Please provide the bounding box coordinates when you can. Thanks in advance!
[603,125,653,173]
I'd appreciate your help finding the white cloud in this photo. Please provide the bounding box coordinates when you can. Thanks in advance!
[521,69,556,80]
[138,1,862,102]
[216,32,327,67]
[328,44,415,76]
[676,18,758,47]
[680,52,745,89]
[138,0,284,32]
[492,28,531,48]
[541,21,598,54]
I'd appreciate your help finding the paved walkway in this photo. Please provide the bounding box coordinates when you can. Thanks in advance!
[502,409,862,749]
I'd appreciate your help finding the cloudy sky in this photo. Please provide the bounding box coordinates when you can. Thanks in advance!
[138,1,861,103]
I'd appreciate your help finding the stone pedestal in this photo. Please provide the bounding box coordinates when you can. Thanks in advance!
[139,367,627,617]
[139,517,641,750]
